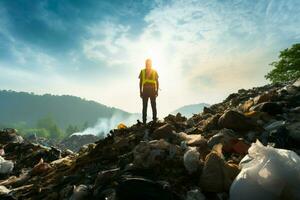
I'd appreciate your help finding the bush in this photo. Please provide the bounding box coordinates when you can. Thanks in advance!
[21,128,50,138]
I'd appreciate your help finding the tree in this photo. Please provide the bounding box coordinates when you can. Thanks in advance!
[22,128,50,138]
[37,115,63,139]
[265,43,300,83]
[65,125,80,136]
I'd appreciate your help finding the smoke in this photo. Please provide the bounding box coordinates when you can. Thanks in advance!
[72,112,140,138]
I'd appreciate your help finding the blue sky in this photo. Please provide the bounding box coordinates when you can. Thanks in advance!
[0,0,300,116]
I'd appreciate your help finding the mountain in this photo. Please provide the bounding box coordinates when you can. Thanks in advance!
[0,90,136,129]
[171,103,210,118]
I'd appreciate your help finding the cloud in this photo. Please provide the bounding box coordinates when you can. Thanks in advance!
[0,0,300,115]
[85,0,300,113]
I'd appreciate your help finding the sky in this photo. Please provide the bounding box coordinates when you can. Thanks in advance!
[0,0,300,117]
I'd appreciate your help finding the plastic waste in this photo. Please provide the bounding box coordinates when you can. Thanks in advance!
[186,188,206,200]
[133,139,180,168]
[0,148,5,156]
[0,185,10,195]
[230,140,300,200]
[183,147,200,174]
[0,156,14,174]
[264,120,286,131]
[117,123,127,129]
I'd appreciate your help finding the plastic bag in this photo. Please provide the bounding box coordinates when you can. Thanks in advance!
[230,140,300,200]
[0,156,14,174]
[183,147,200,174]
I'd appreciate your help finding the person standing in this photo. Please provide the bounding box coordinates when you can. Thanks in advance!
[139,58,159,124]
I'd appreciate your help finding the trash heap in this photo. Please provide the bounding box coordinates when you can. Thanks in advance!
[60,134,100,152]
[0,78,299,200]
[25,133,100,153]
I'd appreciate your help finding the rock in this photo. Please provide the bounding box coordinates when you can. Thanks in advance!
[59,185,74,199]
[240,99,254,112]
[250,102,283,115]
[94,168,120,188]
[201,114,221,132]
[253,91,277,105]
[61,149,74,157]
[244,111,272,123]
[218,110,258,132]
[207,129,236,150]
[231,140,250,154]
[177,132,203,146]
[293,78,300,87]
[70,185,91,200]
[203,106,215,115]
[152,124,178,142]
[0,128,23,145]
[199,150,240,193]
[31,158,52,176]
[287,122,300,143]
[268,126,289,148]
[285,85,299,95]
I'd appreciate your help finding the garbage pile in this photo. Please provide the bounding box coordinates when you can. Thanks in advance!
[60,134,100,152]
[0,78,299,200]
[25,134,63,150]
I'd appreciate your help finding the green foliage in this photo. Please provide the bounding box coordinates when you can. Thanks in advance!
[37,115,63,139]
[21,128,50,138]
[265,43,300,83]
[65,125,80,136]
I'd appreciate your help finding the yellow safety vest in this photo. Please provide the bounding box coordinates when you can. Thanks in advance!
[141,69,157,88]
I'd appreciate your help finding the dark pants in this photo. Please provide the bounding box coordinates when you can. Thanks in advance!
[142,86,157,123]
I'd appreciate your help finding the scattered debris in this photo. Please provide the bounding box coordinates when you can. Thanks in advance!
[0,80,299,199]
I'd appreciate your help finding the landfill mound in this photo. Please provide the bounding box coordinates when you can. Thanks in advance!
[25,133,100,153]
[0,79,300,200]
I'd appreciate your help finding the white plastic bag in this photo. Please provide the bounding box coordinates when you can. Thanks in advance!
[184,147,200,174]
[230,140,300,200]
[0,156,14,174]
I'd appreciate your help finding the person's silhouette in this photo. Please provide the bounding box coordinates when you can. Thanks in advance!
[139,58,159,124]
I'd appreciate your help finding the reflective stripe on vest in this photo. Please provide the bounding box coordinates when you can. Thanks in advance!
[141,69,156,87]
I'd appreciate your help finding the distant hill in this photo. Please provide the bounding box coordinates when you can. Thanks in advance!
[171,103,210,118]
[0,90,137,129]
